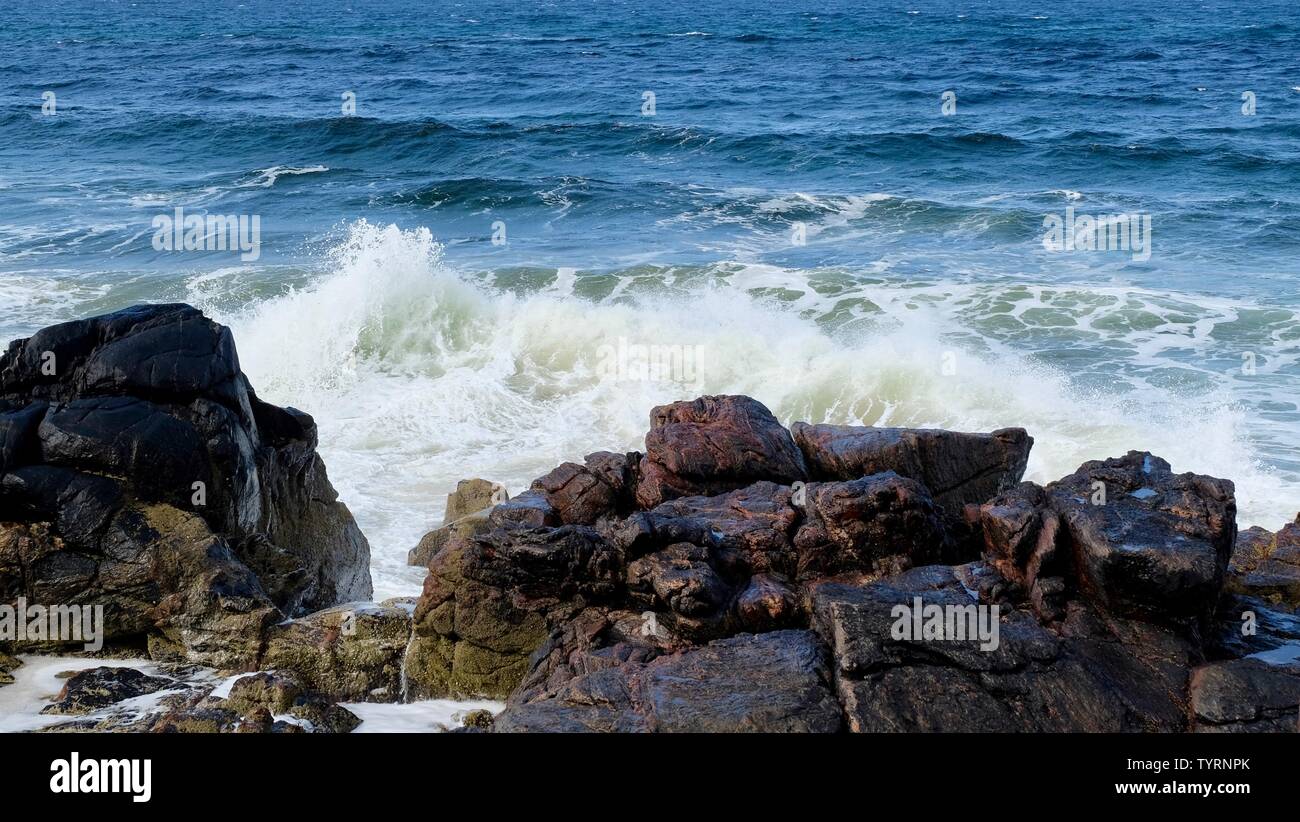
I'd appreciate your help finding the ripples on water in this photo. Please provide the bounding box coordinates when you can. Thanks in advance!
[1,0,1298,597]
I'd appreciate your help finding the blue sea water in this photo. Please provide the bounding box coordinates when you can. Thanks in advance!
[2,0,1298,597]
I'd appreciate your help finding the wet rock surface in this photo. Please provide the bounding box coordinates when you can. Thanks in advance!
[40,666,175,715]
[0,304,372,668]
[394,393,1292,732]
[407,478,505,567]
[4,304,1294,734]
[791,423,1031,514]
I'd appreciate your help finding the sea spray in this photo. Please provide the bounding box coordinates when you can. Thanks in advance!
[202,221,1294,600]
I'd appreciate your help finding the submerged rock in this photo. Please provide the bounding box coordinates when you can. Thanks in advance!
[40,666,176,715]
[0,304,372,667]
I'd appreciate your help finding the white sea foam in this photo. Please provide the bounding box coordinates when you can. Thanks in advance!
[238,165,330,189]
[0,656,193,733]
[196,220,1300,600]
[341,699,504,732]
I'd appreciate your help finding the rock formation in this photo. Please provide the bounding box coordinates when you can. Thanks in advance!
[0,304,372,669]
[4,304,1296,733]
[402,394,1299,732]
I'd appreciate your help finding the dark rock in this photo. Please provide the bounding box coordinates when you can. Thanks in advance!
[627,542,730,617]
[1191,658,1300,732]
[532,452,637,525]
[487,490,560,529]
[1211,594,1300,663]
[40,667,176,715]
[980,453,1236,630]
[793,472,955,580]
[0,304,371,666]
[494,629,842,733]
[791,422,1032,513]
[810,565,1196,732]
[635,395,807,508]
[620,481,799,576]
[1047,452,1235,628]
[1228,515,1300,610]
[735,573,800,632]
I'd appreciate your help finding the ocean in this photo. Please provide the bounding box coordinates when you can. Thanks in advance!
[2,0,1298,601]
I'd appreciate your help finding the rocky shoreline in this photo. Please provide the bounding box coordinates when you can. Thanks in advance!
[2,304,1297,732]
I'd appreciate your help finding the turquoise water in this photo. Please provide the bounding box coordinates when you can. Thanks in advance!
[2,0,1298,597]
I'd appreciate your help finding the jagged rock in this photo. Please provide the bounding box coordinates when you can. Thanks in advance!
[487,490,560,529]
[407,508,491,568]
[407,479,507,567]
[793,472,955,580]
[791,423,1032,513]
[404,524,622,699]
[810,565,1197,732]
[735,573,800,632]
[532,452,637,525]
[1211,594,1300,663]
[260,600,412,702]
[627,542,730,617]
[1228,515,1300,610]
[616,481,799,575]
[494,629,842,733]
[0,304,371,666]
[444,478,505,522]
[979,483,1068,621]
[0,649,19,686]
[1191,659,1300,732]
[635,396,807,508]
[224,672,302,716]
[980,453,1235,630]
[1050,453,1235,628]
[40,667,176,715]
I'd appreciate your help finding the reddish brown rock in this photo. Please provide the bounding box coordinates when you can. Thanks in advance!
[791,422,1031,513]
[980,452,1236,630]
[793,472,954,581]
[735,573,800,632]
[635,395,807,508]
[531,451,637,525]
[616,481,799,575]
